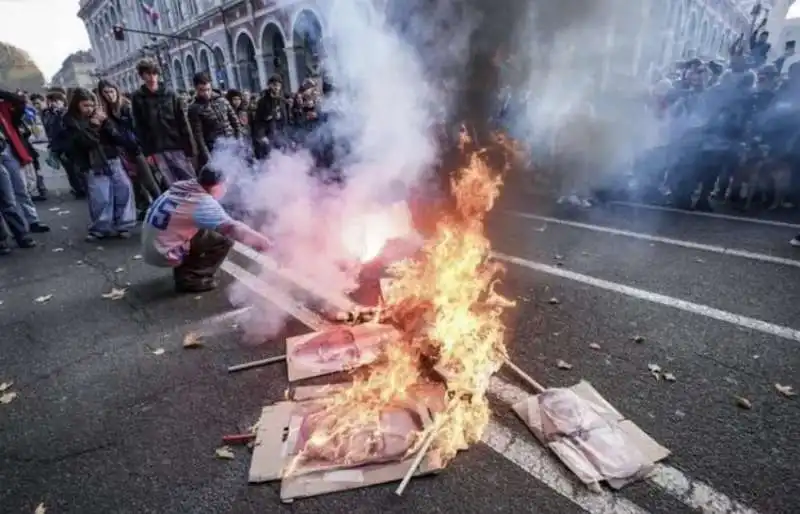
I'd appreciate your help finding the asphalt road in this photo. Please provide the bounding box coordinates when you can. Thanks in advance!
[1,164,799,514]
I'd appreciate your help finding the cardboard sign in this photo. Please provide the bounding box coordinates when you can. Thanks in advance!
[248,384,447,501]
[285,323,401,382]
[512,381,670,490]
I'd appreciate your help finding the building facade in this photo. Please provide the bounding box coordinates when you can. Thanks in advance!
[50,50,98,89]
[76,0,794,95]
[77,0,324,93]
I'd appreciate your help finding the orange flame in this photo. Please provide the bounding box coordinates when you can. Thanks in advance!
[289,131,515,472]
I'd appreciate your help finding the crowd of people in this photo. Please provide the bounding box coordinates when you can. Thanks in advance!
[0,57,329,289]
[3,24,800,282]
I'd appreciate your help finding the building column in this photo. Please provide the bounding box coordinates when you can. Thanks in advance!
[285,47,299,92]
[255,52,268,90]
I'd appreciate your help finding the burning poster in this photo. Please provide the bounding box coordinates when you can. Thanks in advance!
[286,323,401,381]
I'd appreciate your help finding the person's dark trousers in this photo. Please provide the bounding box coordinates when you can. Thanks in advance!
[131,153,161,200]
[0,162,32,245]
[696,149,738,209]
[173,230,233,292]
[58,154,87,197]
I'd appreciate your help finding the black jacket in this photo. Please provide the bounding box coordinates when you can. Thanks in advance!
[187,95,241,163]
[131,85,195,156]
[63,114,139,173]
[252,93,288,157]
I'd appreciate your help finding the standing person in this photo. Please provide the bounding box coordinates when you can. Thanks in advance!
[62,88,138,241]
[41,90,87,198]
[252,75,288,159]
[140,164,271,293]
[0,89,49,233]
[225,89,250,136]
[131,59,196,186]
[98,79,162,219]
[187,72,242,168]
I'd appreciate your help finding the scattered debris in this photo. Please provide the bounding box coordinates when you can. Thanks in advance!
[775,384,796,397]
[215,446,235,460]
[752,354,760,360]
[48,207,60,212]
[0,391,17,404]
[183,332,203,348]
[34,294,53,304]
[674,409,686,419]
[152,348,165,356]
[57,210,70,216]
[34,503,46,514]
[554,254,564,260]
[61,226,68,230]
[663,372,676,382]
[0,300,3,306]
[132,254,142,260]
[51,248,64,253]
[114,267,125,273]
[101,288,127,300]
[556,359,573,370]
[547,297,560,305]
[694,258,705,263]
[588,343,602,350]
[76,260,84,265]
[735,396,752,409]
[647,363,662,380]
[632,335,645,344]
[0,381,13,392]
[96,246,104,251]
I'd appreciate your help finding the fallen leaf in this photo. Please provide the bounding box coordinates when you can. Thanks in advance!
[101,288,127,300]
[632,335,645,343]
[182,333,203,348]
[215,446,235,460]
[0,391,17,404]
[0,381,13,392]
[663,372,676,382]
[152,348,165,356]
[51,248,64,253]
[34,502,46,514]
[114,267,125,273]
[588,343,601,350]
[735,396,752,409]
[34,294,53,304]
[556,359,573,370]
[132,254,143,260]
[775,384,796,397]
[547,297,560,305]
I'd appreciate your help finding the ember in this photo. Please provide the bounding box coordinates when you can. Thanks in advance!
[287,132,516,476]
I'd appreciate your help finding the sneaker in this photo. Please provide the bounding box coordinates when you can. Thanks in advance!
[175,279,218,294]
[29,222,50,233]
[17,237,36,249]
[790,237,800,247]
[31,194,47,203]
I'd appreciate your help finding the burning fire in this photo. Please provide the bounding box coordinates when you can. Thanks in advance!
[341,200,415,263]
[289,132,515,472]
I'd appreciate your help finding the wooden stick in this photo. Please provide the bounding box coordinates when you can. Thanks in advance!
[502,358,546,394]
[228,354,287,373]
[394,422,441,496]
[232,242,356,311]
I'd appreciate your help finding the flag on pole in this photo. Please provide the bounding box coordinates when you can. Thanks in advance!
[140,0,160,25]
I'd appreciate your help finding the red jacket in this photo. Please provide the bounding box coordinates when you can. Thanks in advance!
[0,93,33,165]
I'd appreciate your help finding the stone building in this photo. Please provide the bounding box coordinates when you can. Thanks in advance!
[50,50,98,89]
[77,0,325,93]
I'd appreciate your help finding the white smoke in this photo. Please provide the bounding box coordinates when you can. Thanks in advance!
[213,0,475,340]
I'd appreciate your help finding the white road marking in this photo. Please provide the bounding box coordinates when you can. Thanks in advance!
[607,200,800,230]
[488,377,762,514]
[493,252,800,343]
[507,211,800,270]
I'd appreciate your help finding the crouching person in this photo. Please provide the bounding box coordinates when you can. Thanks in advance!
[140,165,271,293]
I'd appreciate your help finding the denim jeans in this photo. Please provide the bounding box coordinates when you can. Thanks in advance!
[0,146,39,224]
[0,161,29,242]
[86,158,136,236]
